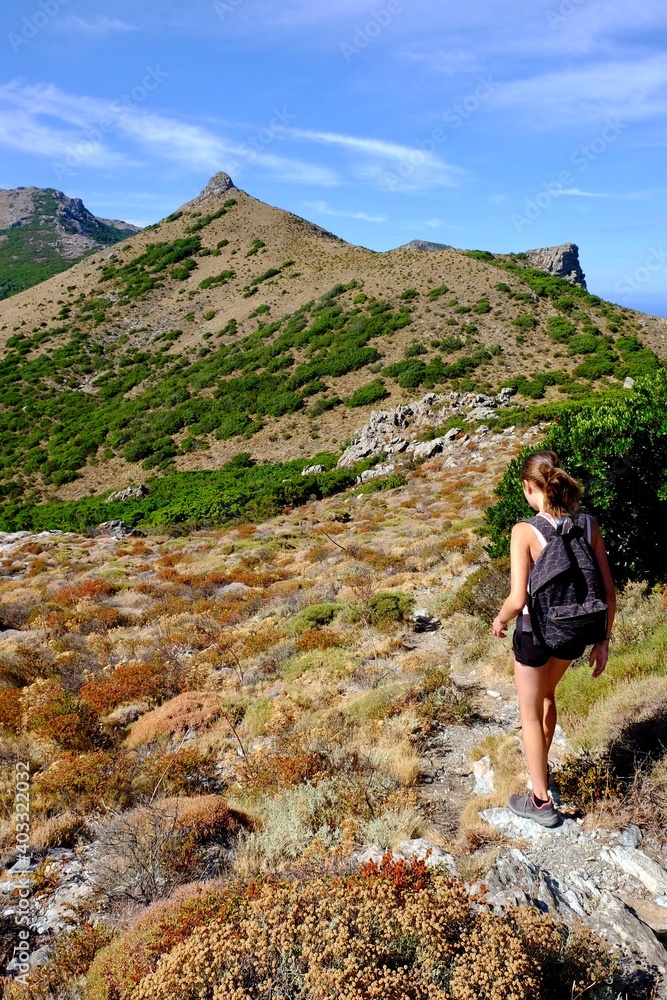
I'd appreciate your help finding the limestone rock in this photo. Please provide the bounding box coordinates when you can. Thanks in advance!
[587,891,667,980]
[524,243,587,288]
[398,239,453,252]
[357,463,396,484]
[624,376,636,389]
[602,845,667,896]
[105,485,148,503]
[473,756,495,795]
[480,807,584,841]
[190,171,236,206]
[302,464,325,476]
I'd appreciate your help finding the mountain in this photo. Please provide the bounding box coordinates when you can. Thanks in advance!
[0,186,141,300]
[0,170,665,511]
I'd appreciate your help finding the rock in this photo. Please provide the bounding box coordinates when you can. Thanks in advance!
[397,839,457,872]
[524,243,587,288]
[398,239,453,252]
[496,386,516,405]
[602,845,667,896]
[473,756,495,795]
[105,485,148,503]
[93,519,144,540]
[624,376,636,389]
[486,690,502,699]
[410,436,452,460]
[619,895,667,936]
[337,394,448,467]
[411,612,441,633]
[480,807,584,841]
[586,891,667,980]
[357,463,396,484]
[616,824,643,850]
[189,171,236,206]
[449,673,479,692]
[217,582,252,596]
[302,464,325,476]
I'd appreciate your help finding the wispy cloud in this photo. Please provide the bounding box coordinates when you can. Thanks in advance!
[0,81,339,186]
[559,188,658,200]
[303,199,386,222]
[493,55,667,126]
[63,16,137,36]
[287,126,465,190]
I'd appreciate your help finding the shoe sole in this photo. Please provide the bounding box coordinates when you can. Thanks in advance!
[508,801,560,828]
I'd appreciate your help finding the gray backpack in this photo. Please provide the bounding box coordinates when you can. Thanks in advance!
[525,511,608,650]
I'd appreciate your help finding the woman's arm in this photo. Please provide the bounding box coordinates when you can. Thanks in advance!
[588,516,616,677]
[492,523,532,638]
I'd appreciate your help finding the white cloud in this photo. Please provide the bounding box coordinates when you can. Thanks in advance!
[287,126,465,191]
[63,16,137,35]
[0,81,339,187]
[493,55,667,126]
[303,200,386,222]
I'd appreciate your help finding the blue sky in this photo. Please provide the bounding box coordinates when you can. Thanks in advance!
[1,0,666,315]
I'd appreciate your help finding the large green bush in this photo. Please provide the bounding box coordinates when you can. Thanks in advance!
[485,370,667,581]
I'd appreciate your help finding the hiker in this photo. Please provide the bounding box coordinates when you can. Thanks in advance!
[492,450,616,827]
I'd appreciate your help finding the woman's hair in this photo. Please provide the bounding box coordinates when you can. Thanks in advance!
[520,450,582,516]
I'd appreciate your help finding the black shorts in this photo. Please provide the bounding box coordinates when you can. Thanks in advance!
[512,613,586,668]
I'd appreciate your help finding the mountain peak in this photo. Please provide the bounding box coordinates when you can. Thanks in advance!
[193,171,237,204]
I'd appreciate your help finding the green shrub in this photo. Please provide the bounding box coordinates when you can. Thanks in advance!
[472,298,491,314]
[365,592,415,628]
[485,370,667,581]
[427,285,448,299]
[568,333,602,355]
[346,379,389,408]
[400,289,419,300]
[512,314,538,330]
[405,342,427,358]
[444,558,510,623]
[287,603,342,633]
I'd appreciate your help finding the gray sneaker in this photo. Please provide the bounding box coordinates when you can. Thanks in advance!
[508,792,559,828]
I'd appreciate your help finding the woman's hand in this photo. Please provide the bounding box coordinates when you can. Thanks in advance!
[589,639,609,678]
[492,615,508,638]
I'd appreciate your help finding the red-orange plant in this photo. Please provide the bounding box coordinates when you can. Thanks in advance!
[0,688,22,732]
[54,579,118,606]
[81,662,175,714]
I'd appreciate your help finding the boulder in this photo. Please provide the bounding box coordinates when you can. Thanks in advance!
[93,519,144,540]
[302,464,325,476]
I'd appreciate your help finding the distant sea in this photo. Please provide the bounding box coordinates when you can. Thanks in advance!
[603,293,667,319]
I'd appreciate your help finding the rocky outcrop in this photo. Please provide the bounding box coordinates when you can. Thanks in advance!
[188,171,237,207]
[105,486,148,503]
[337,389,516,468]
[525,242,587,288]
[398,239,453,252]
[481,809,667,995]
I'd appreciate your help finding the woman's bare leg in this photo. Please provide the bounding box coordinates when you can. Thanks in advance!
[542,656,571,753]
[514,656,572,800]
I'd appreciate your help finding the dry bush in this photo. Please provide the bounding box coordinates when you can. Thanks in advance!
[89,796,248,905]
[134,745,220,798]
[0,687,22,732]
[240,726,367,797]
[54,578,118,606]
[392,665,476,729]
[81,660,183,715]
[442,557,510,624]
[23,678,104,751]
[31,810,92,849]
[296,627,347,652]
[33,749,134,816]
[126,691,222,747]
[122,858,617,1000]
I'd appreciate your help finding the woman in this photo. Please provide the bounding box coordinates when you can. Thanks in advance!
[492,450,616,827]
